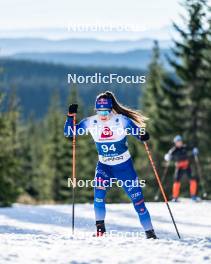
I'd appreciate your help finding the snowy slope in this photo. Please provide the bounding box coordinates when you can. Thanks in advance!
[0,200,211,264]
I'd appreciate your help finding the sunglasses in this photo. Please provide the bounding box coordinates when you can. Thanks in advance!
[97,110,111,116]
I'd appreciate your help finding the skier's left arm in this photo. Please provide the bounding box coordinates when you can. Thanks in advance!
[186,145,199,157]
[122,115,150,142]
[192,147,199,156]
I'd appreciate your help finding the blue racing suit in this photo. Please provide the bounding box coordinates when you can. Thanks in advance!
[64,112,153,231]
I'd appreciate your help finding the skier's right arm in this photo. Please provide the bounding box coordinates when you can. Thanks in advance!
[64,104,88,138]
[164,149,174,162]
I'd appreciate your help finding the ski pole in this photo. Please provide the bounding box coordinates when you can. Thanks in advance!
[194,155,207,198]
[154,162,169,201]
[143,142,181,239]
[72,113,77,234]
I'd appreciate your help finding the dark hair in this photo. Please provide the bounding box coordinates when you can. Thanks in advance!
[96,91,148,127]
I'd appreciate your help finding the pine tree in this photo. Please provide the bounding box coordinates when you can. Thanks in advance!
[167,0,210,146]
[0,88,23,206]
[44,91,68,202]
[140,41,177,199]
[21,114,53,201]
[165,0,211,197]
[143,41,167,149]
[202,6,211,193]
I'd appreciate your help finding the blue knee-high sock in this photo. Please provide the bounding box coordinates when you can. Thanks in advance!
[94,188,106,221]
[94,202,106,221]
[138,209,153,231]
[132,198,153,231]
[125,185,154,231]
[112,159,154,231]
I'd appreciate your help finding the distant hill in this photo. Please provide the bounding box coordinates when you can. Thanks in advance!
[11,49,171,69]
[0,59,148,119]
[0,25,174,41]
[0,37,172,55]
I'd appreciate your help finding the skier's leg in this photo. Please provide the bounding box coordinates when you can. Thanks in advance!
[94,186,106,221]
[172,169,182,200]
[190,179,197,197]
[112,159,156,237]
[186,167,197,198]
[125,184,154,232]
[94,162,110,236]
[94,170,108,221]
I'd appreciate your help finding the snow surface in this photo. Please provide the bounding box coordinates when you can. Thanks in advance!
[0,199,211,264]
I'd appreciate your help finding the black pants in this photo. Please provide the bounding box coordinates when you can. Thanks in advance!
[174,167,194,182]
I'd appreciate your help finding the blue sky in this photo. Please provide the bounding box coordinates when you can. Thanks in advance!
[0,0,204,40]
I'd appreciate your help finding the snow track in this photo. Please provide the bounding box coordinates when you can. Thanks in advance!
[0,199,210,264]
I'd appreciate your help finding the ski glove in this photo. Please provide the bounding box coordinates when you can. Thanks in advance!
[139,131,150,141]
[164,153,171,162]
[192,147,199,156]
[68,104,78,114]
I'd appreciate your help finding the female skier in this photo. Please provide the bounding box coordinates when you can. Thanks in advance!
[64,91,157,239]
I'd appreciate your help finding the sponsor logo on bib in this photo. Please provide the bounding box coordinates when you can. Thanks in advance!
[101,126,113,138]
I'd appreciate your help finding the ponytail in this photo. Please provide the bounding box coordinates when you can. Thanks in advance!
[96,91,148,127]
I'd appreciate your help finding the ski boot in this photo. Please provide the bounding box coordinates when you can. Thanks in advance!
[95,220,106,237]
[191,196,201,202]
[171,197,179,202]
[145,229,157,239]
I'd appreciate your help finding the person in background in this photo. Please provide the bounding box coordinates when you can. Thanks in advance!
[164,135,199,202]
